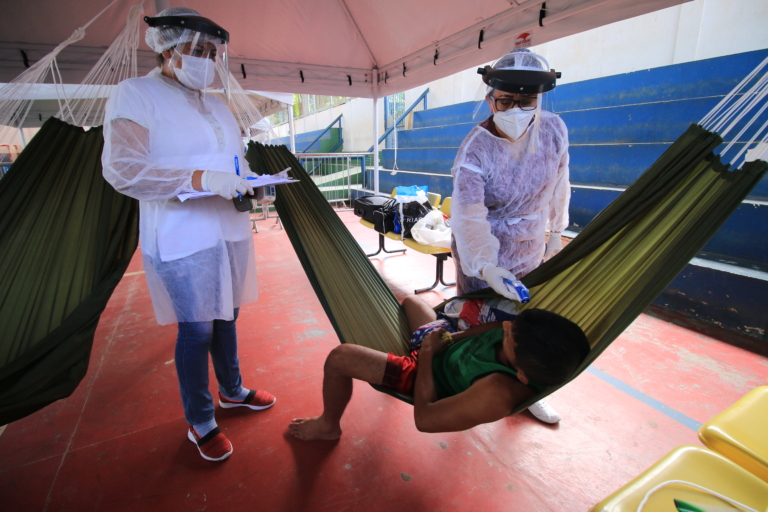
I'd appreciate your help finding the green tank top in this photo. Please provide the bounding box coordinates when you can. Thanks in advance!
[432,328,545,399]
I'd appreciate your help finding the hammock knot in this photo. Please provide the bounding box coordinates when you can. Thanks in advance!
[64,28,86,47]
[127,5,144,24]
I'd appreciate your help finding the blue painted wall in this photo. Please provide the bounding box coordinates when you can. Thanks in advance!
[653,264,768,345]
[381,48,768,267]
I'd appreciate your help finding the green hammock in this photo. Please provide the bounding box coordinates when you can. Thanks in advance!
[246,124,766,413]
[0,117,139,425]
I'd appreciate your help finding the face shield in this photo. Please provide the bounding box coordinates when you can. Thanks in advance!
[472,50,560,121]
[144,13,230,94]
[471,49,561,151]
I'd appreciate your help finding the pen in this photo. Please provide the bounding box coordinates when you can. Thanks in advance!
[234,155,241,200]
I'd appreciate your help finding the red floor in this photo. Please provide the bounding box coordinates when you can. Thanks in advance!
[1,210,766,512]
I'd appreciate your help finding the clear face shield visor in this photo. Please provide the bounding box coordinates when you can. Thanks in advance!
[144,15,230,94]
[471,53,560,122]
[167,31,228,92]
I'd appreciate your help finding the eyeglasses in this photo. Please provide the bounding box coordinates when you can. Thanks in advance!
[490,95,537,112]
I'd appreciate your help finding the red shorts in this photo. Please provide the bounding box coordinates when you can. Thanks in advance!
[381,350,420,395]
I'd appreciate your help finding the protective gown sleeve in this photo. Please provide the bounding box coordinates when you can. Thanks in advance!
[101,80,197,201]
[450,131,500,278]
[546,118,571,233]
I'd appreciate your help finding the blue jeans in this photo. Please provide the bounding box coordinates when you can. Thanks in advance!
[175,308,245,428]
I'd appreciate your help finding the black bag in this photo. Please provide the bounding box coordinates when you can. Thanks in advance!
[373,199,399,234]
[398,200,432,239]
[353,195,389,223]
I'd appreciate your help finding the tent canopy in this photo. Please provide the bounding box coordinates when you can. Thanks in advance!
[0,0,691,98]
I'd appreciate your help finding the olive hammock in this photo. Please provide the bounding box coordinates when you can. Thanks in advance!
[0,3,145,426]
[246,61,768,412]
[0,118,139,425]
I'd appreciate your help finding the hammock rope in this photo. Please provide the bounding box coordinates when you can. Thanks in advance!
[55,4,145,128]
[0,0,124,142]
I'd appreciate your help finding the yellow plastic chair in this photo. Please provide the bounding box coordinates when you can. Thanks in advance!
[439,197,451,217]
[590,445,768,512]
[698,385,768,483]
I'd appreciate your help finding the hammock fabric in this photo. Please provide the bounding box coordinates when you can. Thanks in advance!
[246,124,766,413]
[0,117,139,425]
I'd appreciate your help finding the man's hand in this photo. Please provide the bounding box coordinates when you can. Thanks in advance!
[502,321,514,346]
[420,328,453,357]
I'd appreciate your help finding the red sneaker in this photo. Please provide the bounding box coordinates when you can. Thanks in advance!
[219,389,276,411]
[187,426,233,462]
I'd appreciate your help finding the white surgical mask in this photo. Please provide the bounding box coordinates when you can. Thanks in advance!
[493,108,535,141]
[173,54,216,90]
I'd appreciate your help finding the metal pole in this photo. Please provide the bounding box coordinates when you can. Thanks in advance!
[287,105,296,153]
[18,128,27,148]
[346,155,351,207]
[373,96,380,194]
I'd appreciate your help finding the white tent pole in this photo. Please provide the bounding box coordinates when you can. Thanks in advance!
[287,105,296,153]
[373,96,380,194]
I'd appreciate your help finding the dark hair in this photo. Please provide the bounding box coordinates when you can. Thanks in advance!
[156,53,165,67]
[511,309,589,386]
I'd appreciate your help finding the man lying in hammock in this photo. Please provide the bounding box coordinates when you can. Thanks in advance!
[289,295,589,440]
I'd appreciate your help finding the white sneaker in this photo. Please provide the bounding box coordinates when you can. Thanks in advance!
[528,400,561,424]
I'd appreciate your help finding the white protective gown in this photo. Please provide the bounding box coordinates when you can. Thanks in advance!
[450,111,570,294]
[102,68,258,325]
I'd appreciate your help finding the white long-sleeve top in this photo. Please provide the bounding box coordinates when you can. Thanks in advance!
[102,68,258,324]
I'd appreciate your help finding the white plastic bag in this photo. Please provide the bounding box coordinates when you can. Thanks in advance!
[411,210,452,248]
[394,187,431,240]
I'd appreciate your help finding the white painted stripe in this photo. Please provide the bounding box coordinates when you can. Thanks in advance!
[563,231,768,280]
[555,94,732,114]
[689,257,768,281]
[570,184,767,205]
[571,183,626,192]
[381,169,452,177]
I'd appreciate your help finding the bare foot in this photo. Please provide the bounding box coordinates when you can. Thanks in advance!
[289,417,342,441]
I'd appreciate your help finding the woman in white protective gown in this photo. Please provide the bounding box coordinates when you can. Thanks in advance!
[101,7,274,462]
[450,48,570,424]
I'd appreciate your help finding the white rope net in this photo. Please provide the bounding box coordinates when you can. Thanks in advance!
[0,1,279,147]
[0,0,126,143]
[55,4,145,128]
[700,54,768,168]
[215,57,279,144]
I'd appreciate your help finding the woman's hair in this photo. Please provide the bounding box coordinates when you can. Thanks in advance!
[156,53,165,68]
[511,309,590,386]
